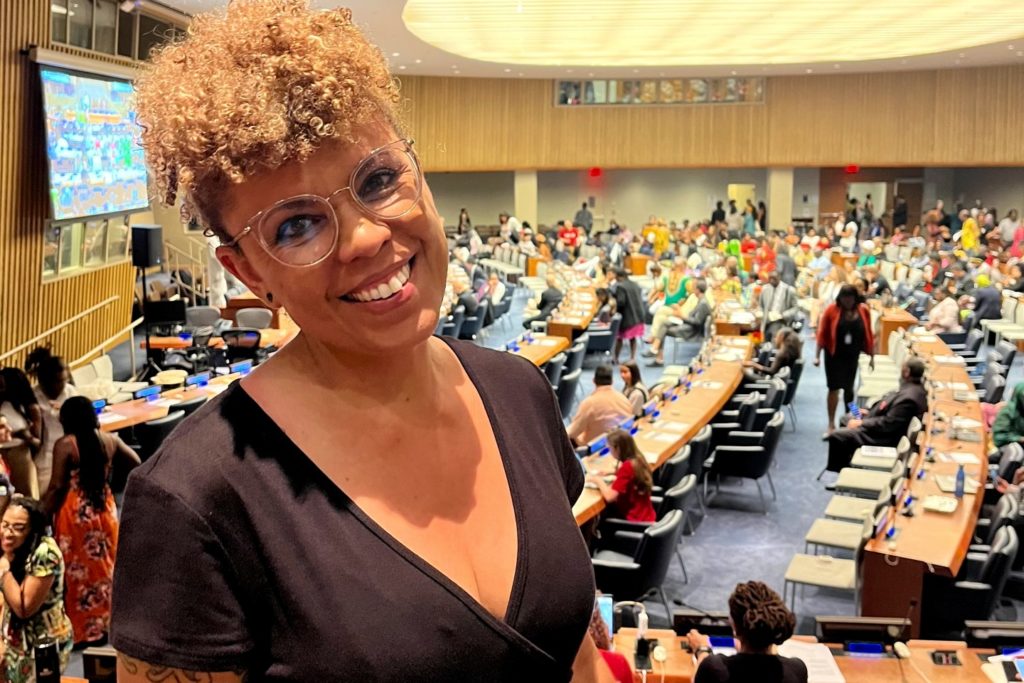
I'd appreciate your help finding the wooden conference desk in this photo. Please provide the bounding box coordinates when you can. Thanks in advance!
[876,305,919,354]
[222,291,281,326]
[859,333,986,638]
[625,254,651,276]
[548,288,599,341]
[97,374,238,433]
[573,337,751,525]
[511,334,570,367]
[146,310,301,350]
[612,629,990,682]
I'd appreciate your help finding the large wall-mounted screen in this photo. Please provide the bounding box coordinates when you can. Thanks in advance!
[40,67,149,222]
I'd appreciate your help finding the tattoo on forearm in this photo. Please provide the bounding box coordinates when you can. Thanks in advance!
[119,654,247,682]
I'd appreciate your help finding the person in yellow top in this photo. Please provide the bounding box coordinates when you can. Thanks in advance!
[959,208,980,253]
[641,216,671,257]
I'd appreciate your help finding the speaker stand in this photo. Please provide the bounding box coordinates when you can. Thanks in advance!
[138,267,163,381]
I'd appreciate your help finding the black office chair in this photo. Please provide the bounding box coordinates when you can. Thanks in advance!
[703,411,785,514]
[557,369,582,418]
[982,374,1007,404]
[164,326,216,373]
[600,476,699,582]
[686,425,713,514]
[710,392,760,451]
[586,314,622,358]
[921,526,1019,639]
[974,493,1020,548]
[947,328,986,358]
[135,410,186,462]
[544,353,567,390]
[653,445,691,493]
[591,509,686,619]
[458,301,489,341]
[562,341,587,379]
[731,378,786,432]
[221,328,264,364]
[441,305,466,338]
[174,395,208,418]
[996,339,1018,369]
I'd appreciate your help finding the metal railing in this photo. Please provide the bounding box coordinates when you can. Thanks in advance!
[70,316,146,380]
[0,296,121,365]
[165,238,211,305]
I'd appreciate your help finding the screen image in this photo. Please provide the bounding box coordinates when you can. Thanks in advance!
[40,67,149,221]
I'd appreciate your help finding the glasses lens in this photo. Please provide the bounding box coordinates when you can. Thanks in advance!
[256,196,338,266]
[351,145,421,219]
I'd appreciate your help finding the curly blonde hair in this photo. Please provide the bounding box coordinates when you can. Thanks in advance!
[135,0,402,238]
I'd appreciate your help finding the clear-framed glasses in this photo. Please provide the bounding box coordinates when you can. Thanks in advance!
[221,139,423,267]
[0,522,26,534]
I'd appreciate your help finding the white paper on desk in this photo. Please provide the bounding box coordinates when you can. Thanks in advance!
[777,640,846,683]
[952,417,983,430]
[912,334,938,342]
[659,421,691,433]
[723,338,748,347]
[933,355,966,364]
[97,413,121,424]
[935,474,981,494]
[645,432,680,444]
[538,339,560,346]
[949,451,980,465]
[206,384,229,395]
[640,447,661,465]
[695,381,724,390]
[728,312,756,324]
[714,352,741,362]
[152,398,180,408]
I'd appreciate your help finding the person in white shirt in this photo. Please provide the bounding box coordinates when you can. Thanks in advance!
[485,273,506,307]
[25,348,79,494]
[926,287,963,334]
[999,209,1020,247]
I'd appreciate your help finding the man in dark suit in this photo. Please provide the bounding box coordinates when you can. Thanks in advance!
[648,280,711,366]
[522,274,563,328]
[825,358,928,475]
[774,243,798,286]
[970,275,1002,331]
[710,201,726,226]
[758,272,799,340]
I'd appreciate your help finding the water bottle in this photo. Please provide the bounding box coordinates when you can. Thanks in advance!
[848,402,863,419]
[954,464,965,500]
[34,640,60,683]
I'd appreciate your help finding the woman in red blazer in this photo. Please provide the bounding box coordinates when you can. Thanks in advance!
[814,284,874,437]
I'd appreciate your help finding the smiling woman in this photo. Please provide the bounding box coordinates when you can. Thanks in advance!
[111,1,607,681]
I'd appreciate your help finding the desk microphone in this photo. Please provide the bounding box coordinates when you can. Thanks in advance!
[894,641,934,683]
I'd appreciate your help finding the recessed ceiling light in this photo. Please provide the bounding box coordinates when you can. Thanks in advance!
[567,69,573,73]
[518,72,524,76]
[805,68,813,73]
[398,65,407,70]
[453,69,460,74]
[1010,45,1016,50]
[504,68,511,72]
[632,69,639,74]
[588,72,594,77]
[415,58,422,64]
[391,52,400,57]
[730,70,737,75]
[833,63,840,69]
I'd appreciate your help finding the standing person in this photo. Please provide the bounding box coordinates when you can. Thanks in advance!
[113,3,606,680]
[25,348,78,496]
[726,200,743,239]
[999,209,1020,248]
[0,496,74,682]
[457,207,472,235]
[609,267,646,364]
[892,195,908,229]
[585,430,655,523]
[743,200,757,236]
[815,284,874,437]
[710,201,726,226]
[686,581,807,683]
[0,369,43,497]
[756,200,768,232]
[774,242,797,286]
[759,273,799,341]
[567,367,635,446]
[619,361,649,417]
[970,274,1002,331]
[574,202,594,237]
[42,397,141,647]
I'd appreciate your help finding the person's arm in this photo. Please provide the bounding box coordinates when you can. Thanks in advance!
[20,404,43,455]
[40,438,73,518]
[859,395,919,434]
[566,400,589,443]
[0,548,55,620]
[587,475,619,504]
[992,406,1022,448]
[113,433,143,471]
[571,633,616,682]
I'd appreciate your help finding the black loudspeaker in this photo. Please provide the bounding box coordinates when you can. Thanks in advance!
[132,223,163,268]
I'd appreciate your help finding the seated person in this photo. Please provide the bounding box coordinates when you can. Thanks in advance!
[566,366,635,446]
[824,358,927,473]
[925,287,962,334]
[970,274,1001,331]
[687,581,807,683]
[619,361,649,417]
[521,274,563,328]
[589,288,614,327]
[451,280,479,317]
[743,327,801,382]
[647,280,712,367]
[992,383,1024,449]
[586,598,632,683]
[584,430,655,522]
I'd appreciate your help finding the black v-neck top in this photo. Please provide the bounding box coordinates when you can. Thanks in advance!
[110,340,594,681]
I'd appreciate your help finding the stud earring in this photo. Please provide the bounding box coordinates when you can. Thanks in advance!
[266,292,274,303]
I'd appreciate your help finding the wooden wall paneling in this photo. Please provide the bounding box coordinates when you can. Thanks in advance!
[1,0,136,370]
[818,167,925,217]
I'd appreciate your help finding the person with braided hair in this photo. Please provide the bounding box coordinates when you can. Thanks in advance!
[686,581,808,682]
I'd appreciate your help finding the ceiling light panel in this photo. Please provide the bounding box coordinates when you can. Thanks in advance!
[402,0,1024,66]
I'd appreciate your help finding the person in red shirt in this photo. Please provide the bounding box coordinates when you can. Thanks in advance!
[558,220,582,256]
[739,233,758,254]
[586,429,656,522]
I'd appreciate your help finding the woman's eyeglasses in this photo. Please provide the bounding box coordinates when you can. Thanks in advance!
[1,522,27,533]
[221,139,423,267]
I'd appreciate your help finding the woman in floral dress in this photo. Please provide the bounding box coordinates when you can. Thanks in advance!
[42,397,139,646]
[0,496,73,682]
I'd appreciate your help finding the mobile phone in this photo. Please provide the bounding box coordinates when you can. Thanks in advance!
[596,595,613,635]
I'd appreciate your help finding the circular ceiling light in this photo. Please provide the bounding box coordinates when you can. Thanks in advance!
[403,0,1024,66]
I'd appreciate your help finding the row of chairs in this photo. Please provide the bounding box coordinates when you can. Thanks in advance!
[437,288,515,341]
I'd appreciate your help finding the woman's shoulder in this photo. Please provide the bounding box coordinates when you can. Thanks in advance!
[441,338,549,392]
[29,536,64,573]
